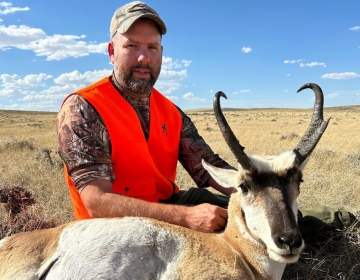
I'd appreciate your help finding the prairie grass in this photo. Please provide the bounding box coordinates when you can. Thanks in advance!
[0,106,360,279]
[0,110,73,225]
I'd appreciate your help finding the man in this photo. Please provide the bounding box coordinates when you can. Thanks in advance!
[57,1,355,236]
[56,1,233,233]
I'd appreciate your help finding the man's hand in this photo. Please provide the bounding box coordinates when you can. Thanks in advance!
[184,203,228,233]
[81,181,228,233]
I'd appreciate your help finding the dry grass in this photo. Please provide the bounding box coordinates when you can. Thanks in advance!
[184,107,360,212]
[0,106,360,279]
[283,227,360,279]
[0,110,73,224]
[0,186,57,239]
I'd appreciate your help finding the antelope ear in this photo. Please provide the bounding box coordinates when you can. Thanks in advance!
[202,159,239,188]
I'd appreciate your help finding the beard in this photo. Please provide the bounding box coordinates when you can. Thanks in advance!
[117,63,161,94]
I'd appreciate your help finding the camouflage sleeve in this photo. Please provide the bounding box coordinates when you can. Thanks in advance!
[56,94,115,192]
[175,106,235,188]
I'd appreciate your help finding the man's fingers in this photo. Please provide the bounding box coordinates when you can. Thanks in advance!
[216,214,227,230]
[186,204,229,233]
[209,206,228,232]
[217,207,228,219]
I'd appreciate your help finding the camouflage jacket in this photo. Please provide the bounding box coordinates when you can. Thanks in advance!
[56,75,232,192]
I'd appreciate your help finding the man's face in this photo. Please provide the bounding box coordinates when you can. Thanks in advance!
[109,19,163,94]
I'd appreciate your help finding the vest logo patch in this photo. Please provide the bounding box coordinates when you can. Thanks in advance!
[161,123,168,136]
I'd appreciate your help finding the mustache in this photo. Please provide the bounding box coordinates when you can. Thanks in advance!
[132,64,152,71]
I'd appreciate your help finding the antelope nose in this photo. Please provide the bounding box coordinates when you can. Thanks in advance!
[278,234,303,250]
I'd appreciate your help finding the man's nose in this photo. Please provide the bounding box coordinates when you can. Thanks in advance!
[138,49,150,64]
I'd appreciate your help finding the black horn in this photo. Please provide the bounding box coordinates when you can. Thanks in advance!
[213,91,253,170]
[293,83,330,165]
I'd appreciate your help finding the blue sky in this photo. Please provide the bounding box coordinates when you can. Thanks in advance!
[0,1,359,112]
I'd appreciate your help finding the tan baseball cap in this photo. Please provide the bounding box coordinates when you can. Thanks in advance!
[110,1,167,39]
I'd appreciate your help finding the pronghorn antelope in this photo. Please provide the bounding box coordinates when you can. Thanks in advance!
[0,83,329,280]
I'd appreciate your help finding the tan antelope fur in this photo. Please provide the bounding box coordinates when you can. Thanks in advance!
[0,83,329,280]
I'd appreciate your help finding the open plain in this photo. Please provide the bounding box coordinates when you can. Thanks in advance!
[0,106,359,279]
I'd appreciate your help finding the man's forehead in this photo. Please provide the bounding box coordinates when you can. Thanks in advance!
[117,27,162,45]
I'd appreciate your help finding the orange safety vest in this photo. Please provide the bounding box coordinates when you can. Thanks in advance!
[63,77,182,220]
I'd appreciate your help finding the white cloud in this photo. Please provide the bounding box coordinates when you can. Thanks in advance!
[3,100,61,111]
[162,56,192,70]
[181,59,192,67]
[300,62,326,68]
[159,69,187,80]
[155,59,189,94]
[18,73,53,86]
[0,25,46,45]
[232,89,251,94]
[0,71,104,102]
[16,84,83,110]
[54,69,112,85]
[0,2,29,15]
[13,69,113,103]
[284,59,303,64]
[0,87,13,97]
[349,26,360,31]
[182,92,205,101]
[0,53,192,109]
[0,71,81,110]
[321,72,360,79]
[155,81,182,94]
[165,95,178,101]
[284,59,325,67]
[241,47,252,53]
[0,24,108,60]
[327,93,339,99]
[0,73,52,90]
[155,56,191,94]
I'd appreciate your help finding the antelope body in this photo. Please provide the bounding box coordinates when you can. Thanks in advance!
[0,83,329,280]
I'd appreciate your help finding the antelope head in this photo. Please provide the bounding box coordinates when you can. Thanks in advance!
[202,83,330,264]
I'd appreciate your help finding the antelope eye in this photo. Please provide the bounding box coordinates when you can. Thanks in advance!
[238,183,249,194]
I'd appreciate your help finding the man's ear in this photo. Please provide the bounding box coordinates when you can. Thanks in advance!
[108,41,115,64]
